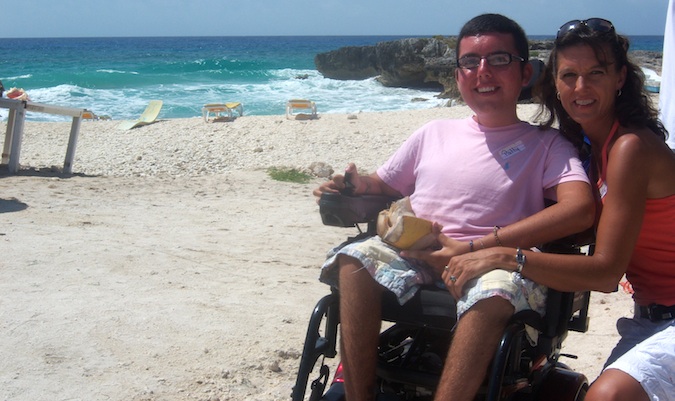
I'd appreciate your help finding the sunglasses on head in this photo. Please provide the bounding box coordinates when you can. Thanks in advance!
[556,18,615,39]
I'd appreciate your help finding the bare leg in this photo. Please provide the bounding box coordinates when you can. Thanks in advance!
[434,297,515,401]
[338,255,383,401]
[586,369,650,401]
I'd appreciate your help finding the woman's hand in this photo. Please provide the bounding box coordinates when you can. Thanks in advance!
[443,248,508,299]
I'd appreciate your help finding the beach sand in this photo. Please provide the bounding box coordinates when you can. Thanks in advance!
[1,105,634,400]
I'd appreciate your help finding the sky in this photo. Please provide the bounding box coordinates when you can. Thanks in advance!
[0,0,669,38]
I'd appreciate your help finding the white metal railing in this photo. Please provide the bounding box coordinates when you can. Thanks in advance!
[1,98,85,174]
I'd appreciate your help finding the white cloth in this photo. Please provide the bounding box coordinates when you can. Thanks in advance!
[605,320,675,401]
[661,0,675,149]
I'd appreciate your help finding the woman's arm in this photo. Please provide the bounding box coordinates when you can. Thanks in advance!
[446,131,652,295]
[488,180,596,249]
[403,179,596,286]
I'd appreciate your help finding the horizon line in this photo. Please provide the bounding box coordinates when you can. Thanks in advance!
[0,33,667,40]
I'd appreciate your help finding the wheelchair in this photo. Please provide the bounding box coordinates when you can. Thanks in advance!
[292,192,592,401]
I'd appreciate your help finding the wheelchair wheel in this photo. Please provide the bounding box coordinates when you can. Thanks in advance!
[535,366,588,401]
[292,293,340,401]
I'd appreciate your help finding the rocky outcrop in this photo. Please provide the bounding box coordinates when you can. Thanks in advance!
[315,38,663,100]
[314,37,549,99]
[423,56,460,98]
[631,50,663,74]
[315,38,455,95]
[313,45,381,80]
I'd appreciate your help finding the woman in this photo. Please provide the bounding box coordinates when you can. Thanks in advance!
[419,18,675,401]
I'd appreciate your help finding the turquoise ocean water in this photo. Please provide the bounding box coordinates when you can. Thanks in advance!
[0,35,664,122]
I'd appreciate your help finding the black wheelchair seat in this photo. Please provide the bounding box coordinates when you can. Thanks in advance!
[381,286,457,328]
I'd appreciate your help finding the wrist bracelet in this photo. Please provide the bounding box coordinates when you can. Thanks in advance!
[494,226,503,246]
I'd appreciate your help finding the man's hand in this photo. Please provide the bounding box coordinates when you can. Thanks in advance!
[313,163,365,198]
[400,229,463,274]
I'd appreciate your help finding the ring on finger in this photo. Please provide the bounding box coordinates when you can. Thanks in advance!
[449,275,457,283]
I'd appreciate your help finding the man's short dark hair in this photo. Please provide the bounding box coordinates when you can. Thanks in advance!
[456,14,529,63]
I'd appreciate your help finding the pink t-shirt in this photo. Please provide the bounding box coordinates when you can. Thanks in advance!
[377,117,589,240]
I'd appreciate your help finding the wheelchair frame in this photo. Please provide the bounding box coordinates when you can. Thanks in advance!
[292,193,591,401]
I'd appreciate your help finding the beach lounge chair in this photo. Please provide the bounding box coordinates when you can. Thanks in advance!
[82,109,105,120]
[286,99,317,120]
[202,102,243,122]
[82,110,98,120]
[82,110,111,121]
[117,100,163,130]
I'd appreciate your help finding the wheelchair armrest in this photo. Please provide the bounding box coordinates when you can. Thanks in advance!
[319,192,399,228]
[539,221,594,337]
[567,291,590,333]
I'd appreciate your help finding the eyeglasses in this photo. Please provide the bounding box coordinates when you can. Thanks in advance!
[456,52,525,70]
[556,18,615,39]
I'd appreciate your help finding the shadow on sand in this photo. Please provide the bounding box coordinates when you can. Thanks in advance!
[0,197,28,213]
[0,165,99,214]
[0,165,98,179]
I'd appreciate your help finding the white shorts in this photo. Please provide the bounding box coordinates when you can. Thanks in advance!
[605,319,675,401]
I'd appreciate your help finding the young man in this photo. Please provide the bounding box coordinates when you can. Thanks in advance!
[313,14,595,401]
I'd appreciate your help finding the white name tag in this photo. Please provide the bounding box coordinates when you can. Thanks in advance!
[500,141,525,159]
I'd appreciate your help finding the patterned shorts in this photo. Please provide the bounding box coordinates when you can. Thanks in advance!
[457,268,547,317]
[320,236,548,318]
[320,236,436,304]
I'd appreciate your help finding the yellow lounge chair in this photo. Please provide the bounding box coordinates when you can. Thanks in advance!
[202,102,243,122]
[286,99,317,120]
[117,100,163,130]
